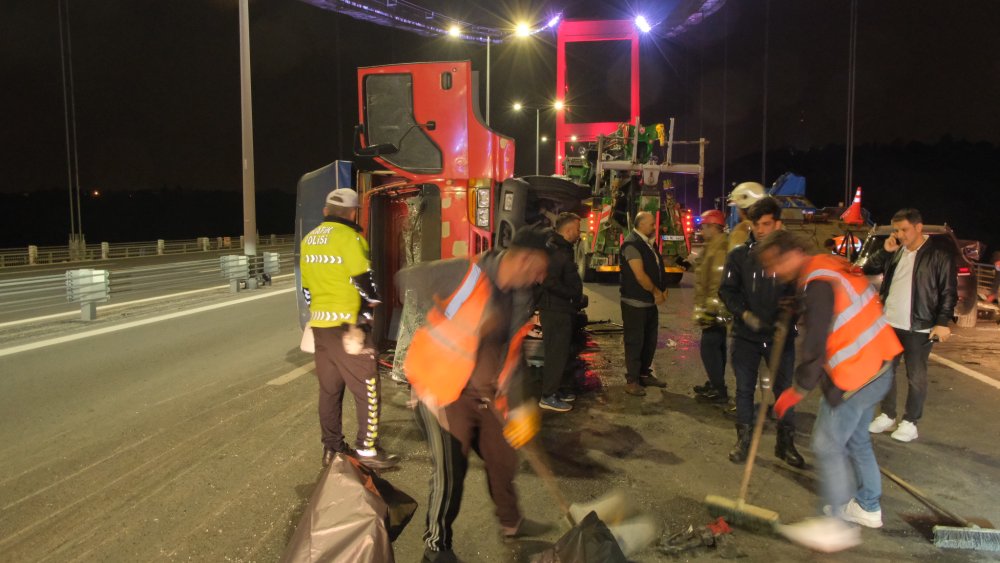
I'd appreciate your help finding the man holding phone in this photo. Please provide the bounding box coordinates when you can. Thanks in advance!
[864,208,957,442]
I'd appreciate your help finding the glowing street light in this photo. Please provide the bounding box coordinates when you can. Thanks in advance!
[546,15,560,29]
[635,15,652,33]
[553,100,565,111]
[512,102,523,111]
[448,24,461,37]
[570,135,578,142]
[540,136,548,142]
[515,22,531,37]
[512,101,559,175]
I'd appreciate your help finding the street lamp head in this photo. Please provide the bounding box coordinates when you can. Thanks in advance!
[513,102,523,111]
[515,22,531,37]
[448,25,461,38]
[540,136,548,142]
[553,100,565,111]
[546,15,560,29]
[570,135,578,142]
[635,15,652,33]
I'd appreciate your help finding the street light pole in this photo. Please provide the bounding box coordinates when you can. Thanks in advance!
[535,108,540,175]
[486,39,490,126]
[238,0,258,259]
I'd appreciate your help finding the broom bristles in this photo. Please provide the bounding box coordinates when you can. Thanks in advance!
[704,494,780,533]
[933,525,1000,552]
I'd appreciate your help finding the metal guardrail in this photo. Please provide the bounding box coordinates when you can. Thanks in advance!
[0,235,295,268]
[976,262,996,300]
[0,247,295,321]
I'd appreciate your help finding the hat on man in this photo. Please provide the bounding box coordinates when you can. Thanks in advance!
[325,188,361,208]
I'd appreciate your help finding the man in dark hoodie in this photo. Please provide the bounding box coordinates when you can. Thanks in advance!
[536,212,585,413]
[398,227,554,563]
[718,197,804,468]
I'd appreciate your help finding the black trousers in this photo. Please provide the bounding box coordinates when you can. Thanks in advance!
[415,396,521,551]
[313,325,380,451]
[883,328,933,422]
[700,324,728,394]
[540,308,574,397]
[732,335,795,426]
[621,302,659,383]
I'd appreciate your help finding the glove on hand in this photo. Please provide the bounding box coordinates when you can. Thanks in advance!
[774,388,804,419]
[503,405,541,449]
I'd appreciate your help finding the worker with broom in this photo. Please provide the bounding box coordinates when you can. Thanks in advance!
[400,227,555,563]
[755,230,902,553]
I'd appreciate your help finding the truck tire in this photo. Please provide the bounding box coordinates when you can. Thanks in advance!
[521,175,592,205]
[955,307,978,328]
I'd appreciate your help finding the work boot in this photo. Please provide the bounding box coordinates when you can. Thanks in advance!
[322,441,355,467]
[775,422,805,468]
[638,374,667,388]
[355,447,400,470]
[728,424,752,463]
[624,382,647,396]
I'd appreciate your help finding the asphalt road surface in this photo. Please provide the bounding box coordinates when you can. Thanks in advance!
[1,275,998,562]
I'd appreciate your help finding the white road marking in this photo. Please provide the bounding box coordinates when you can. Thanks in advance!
[267,363,314,385]
[0,288,295,359]
[930,353,1000,391]
[0,273,293,329]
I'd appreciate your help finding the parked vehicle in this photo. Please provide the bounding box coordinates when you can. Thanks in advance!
[853,224,978,327]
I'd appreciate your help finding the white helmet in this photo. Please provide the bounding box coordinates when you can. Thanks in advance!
[728,182,766,209]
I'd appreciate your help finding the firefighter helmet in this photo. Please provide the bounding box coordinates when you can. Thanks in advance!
[728,182,766,209]
[700,209,726,227]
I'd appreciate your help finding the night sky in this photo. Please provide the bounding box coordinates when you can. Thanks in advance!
[2,0,999,249]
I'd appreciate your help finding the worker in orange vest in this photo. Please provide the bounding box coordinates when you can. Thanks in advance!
[756,230,902,553]
[399,227,554,563]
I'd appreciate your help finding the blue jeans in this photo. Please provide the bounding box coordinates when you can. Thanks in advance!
[731,336,795,425]
[812,366,894,513]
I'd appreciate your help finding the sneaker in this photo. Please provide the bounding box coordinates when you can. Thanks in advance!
[840,498,883,528]
[421,547,459,562]
[868,413,896,434]
[557,390,577,402]
[890,420,918,442]
[638,374,667,388]
[355,447,400,469]
[624,382,646,396]
[539,395,573,412]
[693,380,714,395]
[777,517,861,553]
[697,387,729,404]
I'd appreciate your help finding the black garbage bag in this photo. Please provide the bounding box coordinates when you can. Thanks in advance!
[280,453,417,563]
[533,511,627,563]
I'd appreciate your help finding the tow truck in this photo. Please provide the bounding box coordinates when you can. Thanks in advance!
[564,118,706,285]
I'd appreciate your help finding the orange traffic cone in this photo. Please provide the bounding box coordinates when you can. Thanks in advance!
[840,186,864,225]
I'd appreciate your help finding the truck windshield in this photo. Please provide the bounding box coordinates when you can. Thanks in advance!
[363,73,443,174]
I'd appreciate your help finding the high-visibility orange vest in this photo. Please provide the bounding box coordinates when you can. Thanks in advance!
[404,261,532,409]
[799,254,903,391]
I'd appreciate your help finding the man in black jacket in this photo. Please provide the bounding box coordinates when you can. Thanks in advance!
[619,211,668,397]
[537,213,584,412]
[719,197,804,468]
[864,208,957,443]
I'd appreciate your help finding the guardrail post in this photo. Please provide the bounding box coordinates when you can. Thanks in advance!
[239,236,245,249]
[157,239,165,255]
[221,255,249,293]
[270,234,277,245]
[65,269,110,321]
[101,242,109,260]
[198,237,209,251]
[28,245,38,265]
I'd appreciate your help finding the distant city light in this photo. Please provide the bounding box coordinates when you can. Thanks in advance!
[540,136,549,142]
[515,22,531,37]
[635,15,652,33]
[547,15,561,29]
[448,25,461,37]
[570,135,578,142]
[513,102,523,111]
[553,100,565,111]
[91,189,100,197]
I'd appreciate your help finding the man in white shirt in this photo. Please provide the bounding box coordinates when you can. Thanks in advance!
[862,209,957,442]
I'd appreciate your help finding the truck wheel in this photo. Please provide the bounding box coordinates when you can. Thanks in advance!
[955,307,978,328]
[577,249,596,282]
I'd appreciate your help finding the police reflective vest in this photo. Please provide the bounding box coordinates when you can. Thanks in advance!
[799,254,903,391]
[300,219,371,328]
[404,261,532,409]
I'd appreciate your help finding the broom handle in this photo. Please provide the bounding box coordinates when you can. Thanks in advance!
[880,467,971,527]
[522,440,573,518]
[737,308,792,503]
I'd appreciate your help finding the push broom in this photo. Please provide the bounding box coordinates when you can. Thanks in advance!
[704,309,793,531]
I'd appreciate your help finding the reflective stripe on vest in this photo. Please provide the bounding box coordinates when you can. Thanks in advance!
[311,311,353,322]
[800,254,903,391]
[445,264,482,319]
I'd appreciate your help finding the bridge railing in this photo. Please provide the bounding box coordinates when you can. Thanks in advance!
[0,247,295,322]
[0,234,295,268]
